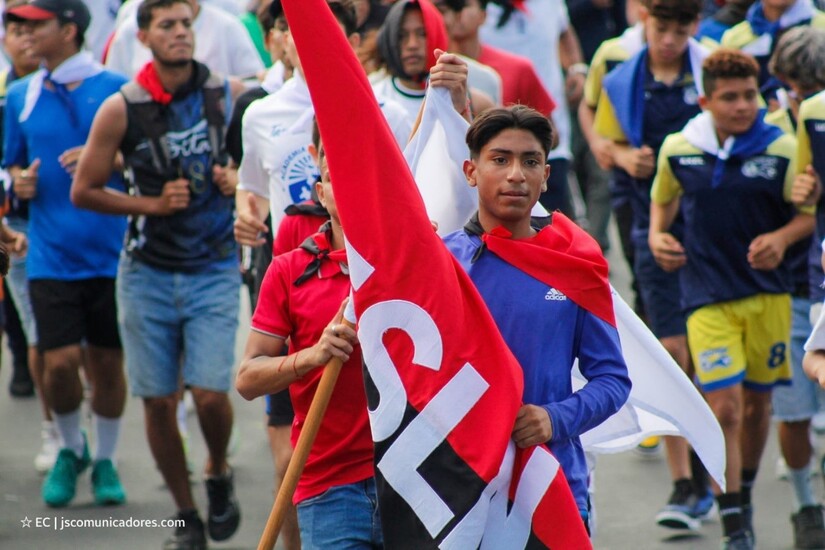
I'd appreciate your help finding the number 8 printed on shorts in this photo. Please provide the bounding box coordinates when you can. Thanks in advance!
[767,342,786,369]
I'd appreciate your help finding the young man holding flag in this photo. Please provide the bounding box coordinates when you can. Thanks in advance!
[275,0,595,546]
[443,105,632,529]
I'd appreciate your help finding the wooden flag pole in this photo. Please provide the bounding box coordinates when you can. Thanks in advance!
[257,319,354,550]
[257,355,343,550]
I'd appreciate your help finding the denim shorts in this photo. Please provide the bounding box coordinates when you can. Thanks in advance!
[296,478,383,550]
[116,254,240,397]
[773,297,825,421]
[5,217,37,345]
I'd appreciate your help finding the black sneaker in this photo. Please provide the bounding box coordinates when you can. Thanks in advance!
[743,503,754,543]
[792,505,825,549]
[9,363,34,397]
[163,510,206,550]
[205,469,241,541]
[656,480,700,531]
[722,530,754,550]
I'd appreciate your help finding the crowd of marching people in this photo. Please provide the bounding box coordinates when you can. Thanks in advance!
[6,0,825,549]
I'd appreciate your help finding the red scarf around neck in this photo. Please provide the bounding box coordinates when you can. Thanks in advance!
[479,213,615,327]
[136,62,173,105]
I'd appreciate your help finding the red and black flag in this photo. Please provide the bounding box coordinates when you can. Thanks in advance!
[280,0,592,547]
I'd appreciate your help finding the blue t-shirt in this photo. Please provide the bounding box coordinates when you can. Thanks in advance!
[3,71,128,280]
[443,230,631,514]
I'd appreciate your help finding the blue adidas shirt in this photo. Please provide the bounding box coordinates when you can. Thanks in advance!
[3,71,128,280]
[444,230,631,513]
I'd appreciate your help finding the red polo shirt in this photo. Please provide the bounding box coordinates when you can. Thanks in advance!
[273,207,329,256]
[479,44,556,116]
[252,246,373,504]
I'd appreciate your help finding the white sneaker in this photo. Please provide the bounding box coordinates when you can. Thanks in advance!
[34,421,60,474]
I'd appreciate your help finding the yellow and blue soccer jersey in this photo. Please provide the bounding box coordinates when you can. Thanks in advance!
[764,107,796,136]
[721,9,825,96]
[651,119,806,313]
[765,106,814,298]
[595,50,702,247]
[584,25,643,109]
[797,91,825,300]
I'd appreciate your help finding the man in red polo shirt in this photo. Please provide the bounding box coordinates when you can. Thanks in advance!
[435,0,556,116]
[236,138,378,548]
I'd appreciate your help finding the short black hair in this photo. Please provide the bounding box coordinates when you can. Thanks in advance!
[435,0,467,12]
[137,0,191,30]
[466,105,555,159]
[327,0,358,36]
[642,0,702,24]
[258,0,283,34]
[280,0,358,36]
[3,0,27,29]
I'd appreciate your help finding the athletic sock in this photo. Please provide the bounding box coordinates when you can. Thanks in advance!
[53,408,85,457]
[177,399,188,438]
[741,469,757,507]
[789,465,817,510]
[92,413,121,462]
[717,492,744,537]
[690,449,709,495]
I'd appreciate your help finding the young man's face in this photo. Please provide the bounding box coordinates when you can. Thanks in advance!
[762,0,797,13]
[643,15,696,65]
[312,143,340,224]
[139,2,195,67]
[265,18,288,63]
[22,18,65,59]
[399,8,427,76]
[464,128,550,227]
[3,21,38,72]
[701,76,760,137]
[455,0,486,41]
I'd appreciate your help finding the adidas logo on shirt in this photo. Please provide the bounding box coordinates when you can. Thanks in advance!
[545,289,567,301]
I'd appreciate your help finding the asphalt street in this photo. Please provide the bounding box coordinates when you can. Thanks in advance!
[0,232,817,549]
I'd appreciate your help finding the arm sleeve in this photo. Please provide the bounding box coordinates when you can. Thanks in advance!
[104,24,136,77]
[778,136,815,214]
[583,48,608,108]
[543,310,631,442]
[650,140,682,205]
[236,107,271,198]
[797,101,814,176]
[250,254,293,338]
[3,89,26,169]
[227,18,266,79]
[593,91,627,142]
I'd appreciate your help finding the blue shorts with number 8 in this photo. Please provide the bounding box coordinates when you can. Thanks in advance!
[688,293,792,392]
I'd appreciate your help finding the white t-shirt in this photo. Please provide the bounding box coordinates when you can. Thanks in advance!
[238,72,413,228]
[85,0,121,60]
[480,0,571,159]
[106,3,263,78]
[370,75,426,121]
[462,55,502,106]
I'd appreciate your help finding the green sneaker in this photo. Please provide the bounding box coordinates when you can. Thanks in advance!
[42,443,90,508]
[91,459,126,506]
